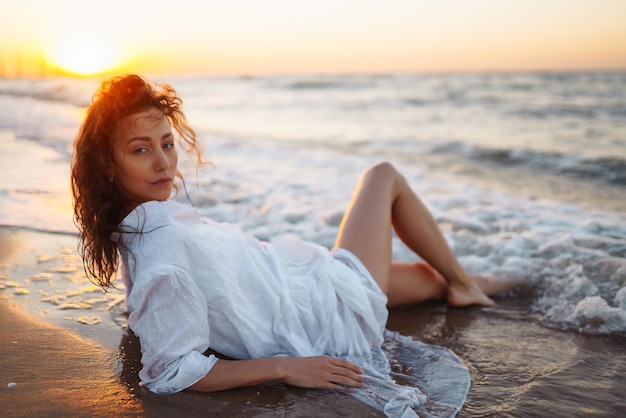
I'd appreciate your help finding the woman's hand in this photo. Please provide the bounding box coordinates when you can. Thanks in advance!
[189,355,365,393]
[280,356,365,391]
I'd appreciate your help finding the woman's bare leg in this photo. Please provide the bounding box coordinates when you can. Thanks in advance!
[387,262,447,307]
[387,262,521,307]
[334,162,495,307]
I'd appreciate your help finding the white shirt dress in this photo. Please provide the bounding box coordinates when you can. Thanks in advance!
[117,200,470,418]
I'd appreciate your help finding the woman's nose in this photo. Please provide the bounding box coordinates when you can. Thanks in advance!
[154,149,170,170]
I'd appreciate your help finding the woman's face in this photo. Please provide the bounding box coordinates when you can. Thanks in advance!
[111,107,178,207]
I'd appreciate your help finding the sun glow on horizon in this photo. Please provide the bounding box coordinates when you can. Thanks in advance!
[0,0,624,78]
[45,34,124,76]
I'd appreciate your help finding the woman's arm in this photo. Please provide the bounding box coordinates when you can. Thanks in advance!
[188,355,365,392]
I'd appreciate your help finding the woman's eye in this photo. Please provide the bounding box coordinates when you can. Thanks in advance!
[133,147,148,154]
[163,142,175,150]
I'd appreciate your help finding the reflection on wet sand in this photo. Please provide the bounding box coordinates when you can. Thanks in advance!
[118,330,383,417]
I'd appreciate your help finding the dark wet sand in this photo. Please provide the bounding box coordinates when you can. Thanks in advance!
[388,304,626,417]
[0,300,142,417]
[1,227,625,417]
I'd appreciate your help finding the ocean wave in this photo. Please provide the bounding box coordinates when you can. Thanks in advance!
[268,74,382,91]
[432,142,626,186]
[0,223,78,236]
[426,189,626,337]
[0,78,94,107]
[508,104,626,120]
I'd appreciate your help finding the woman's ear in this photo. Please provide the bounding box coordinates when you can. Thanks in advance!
[106,165,116,182]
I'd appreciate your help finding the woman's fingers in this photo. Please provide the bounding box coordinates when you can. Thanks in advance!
[327,358,365,387]
[283,356,366,390]
[332,357,364,374]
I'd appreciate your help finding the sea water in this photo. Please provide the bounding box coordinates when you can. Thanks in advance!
[0,71,625,339]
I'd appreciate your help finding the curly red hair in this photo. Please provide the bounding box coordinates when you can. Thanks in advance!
[71,74,203,287]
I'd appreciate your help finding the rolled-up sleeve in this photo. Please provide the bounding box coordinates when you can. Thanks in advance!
[127,264,218,394]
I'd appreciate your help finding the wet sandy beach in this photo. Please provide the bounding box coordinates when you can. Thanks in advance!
[1,226,625,417]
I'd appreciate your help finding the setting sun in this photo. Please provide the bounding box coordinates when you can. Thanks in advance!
[46,34,122,76]
[0,0,624,77]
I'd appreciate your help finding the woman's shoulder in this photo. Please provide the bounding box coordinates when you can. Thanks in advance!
[116,200,205,252]
[131,261,192,285]
[120,200,201,229]
[125,261,202,306]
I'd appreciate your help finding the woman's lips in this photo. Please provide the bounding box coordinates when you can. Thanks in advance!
[152,177,172,187]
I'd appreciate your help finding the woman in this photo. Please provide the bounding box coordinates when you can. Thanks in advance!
[72,74,500,416]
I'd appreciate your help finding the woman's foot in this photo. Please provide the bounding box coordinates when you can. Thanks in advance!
[470,274,525,296]
[447,279,497,307]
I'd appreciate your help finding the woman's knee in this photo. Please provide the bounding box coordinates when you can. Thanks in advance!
[363,162,407,194]
[367,161,397,177]
[363,162,401,184]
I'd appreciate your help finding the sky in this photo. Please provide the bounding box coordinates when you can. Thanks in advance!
[0,0,625,77]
